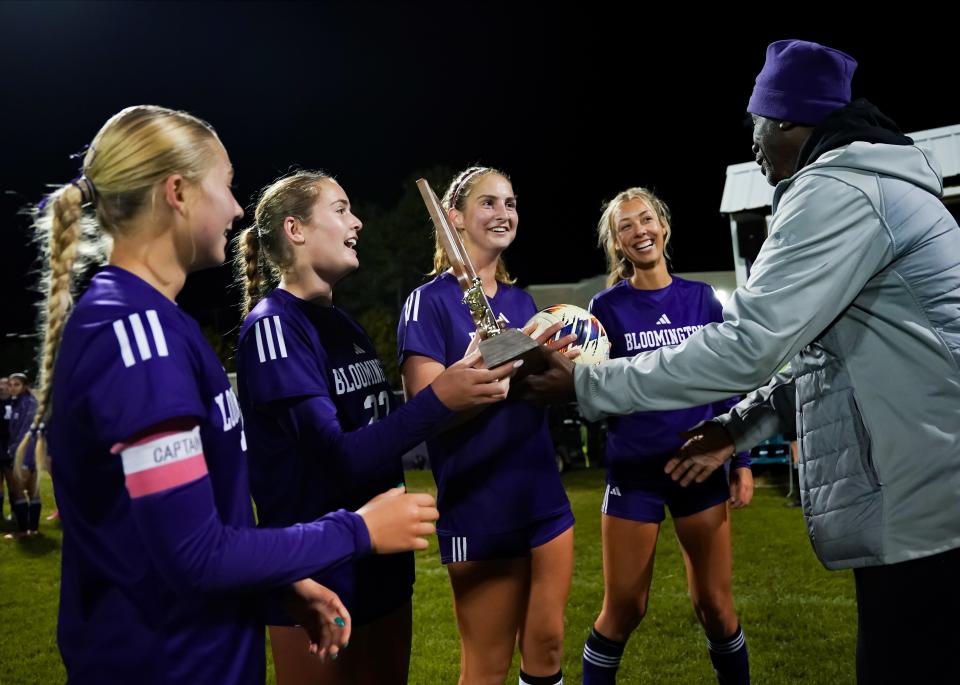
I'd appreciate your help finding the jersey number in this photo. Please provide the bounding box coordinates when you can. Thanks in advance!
[364,390,391,424]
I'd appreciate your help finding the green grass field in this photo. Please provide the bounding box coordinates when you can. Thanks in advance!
[0,468,857,684]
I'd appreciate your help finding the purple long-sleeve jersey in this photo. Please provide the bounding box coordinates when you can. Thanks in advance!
[237,288,454,622]
[7,390,37,463]
[397,273,571,536]
[48,267,370,685]
[588,277,751,483]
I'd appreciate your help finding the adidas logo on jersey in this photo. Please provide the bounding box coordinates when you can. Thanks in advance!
[353,343,365,355]
[610,486,622,496]
[656,314,671,325]
[403,290,422,323]
[254,316,289,363]
[112,310,169,368]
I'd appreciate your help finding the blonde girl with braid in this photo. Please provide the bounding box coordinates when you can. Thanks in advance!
[29,105,441,684]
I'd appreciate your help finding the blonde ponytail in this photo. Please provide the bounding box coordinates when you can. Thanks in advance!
[15,183,88,483]
[236,227,265,318]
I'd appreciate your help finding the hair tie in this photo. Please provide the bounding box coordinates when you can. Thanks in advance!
[70,175,98,207]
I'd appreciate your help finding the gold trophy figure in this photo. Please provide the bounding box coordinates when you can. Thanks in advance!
[416,178,547,372]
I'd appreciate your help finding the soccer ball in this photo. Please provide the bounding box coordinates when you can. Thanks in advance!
[524,304,610,365]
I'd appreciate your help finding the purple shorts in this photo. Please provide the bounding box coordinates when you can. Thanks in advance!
[438,509,575,564]
[601,466,729,522]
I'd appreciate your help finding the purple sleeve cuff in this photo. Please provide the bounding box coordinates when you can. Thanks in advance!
[731,451,752,470]
[323,509,372,557]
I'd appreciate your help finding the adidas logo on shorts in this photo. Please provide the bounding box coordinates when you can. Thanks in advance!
[601,485,622,514]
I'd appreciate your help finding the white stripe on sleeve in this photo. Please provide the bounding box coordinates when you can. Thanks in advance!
[255,320,266,363]
[263,317,277,360]
[272,316,288,358]
[127,313,152,361]
[145,310,169,357]
[113,320,136,368]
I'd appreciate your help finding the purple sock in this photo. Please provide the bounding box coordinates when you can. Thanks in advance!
[27,500,41,531]
[12,499,28,533]
[582,628,625,685]
[707,625,750,685]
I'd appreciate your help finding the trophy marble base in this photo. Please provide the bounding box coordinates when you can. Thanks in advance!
[479,328,549,376]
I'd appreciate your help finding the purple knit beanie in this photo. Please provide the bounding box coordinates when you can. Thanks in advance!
[748,39,858,125]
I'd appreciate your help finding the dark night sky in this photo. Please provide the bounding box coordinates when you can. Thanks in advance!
[1,3,956,341]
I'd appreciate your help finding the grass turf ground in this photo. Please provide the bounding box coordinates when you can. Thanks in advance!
[0,467,856,684]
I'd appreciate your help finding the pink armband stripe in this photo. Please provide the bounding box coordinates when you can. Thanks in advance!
[125,454,208,498]
[117,427,208,498]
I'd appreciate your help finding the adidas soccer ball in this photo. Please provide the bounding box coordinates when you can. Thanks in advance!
[524,304,611,365]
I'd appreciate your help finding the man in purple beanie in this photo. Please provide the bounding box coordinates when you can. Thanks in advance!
[521,39,960,684]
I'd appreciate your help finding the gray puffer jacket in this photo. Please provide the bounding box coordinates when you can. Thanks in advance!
[575,142,960,569]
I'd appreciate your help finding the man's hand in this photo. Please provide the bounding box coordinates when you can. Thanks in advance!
[729,466,754,509]
[515,349,577,405]
[664,421,735,486]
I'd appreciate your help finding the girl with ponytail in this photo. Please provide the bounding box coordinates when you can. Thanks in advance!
[35,105,440,684]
